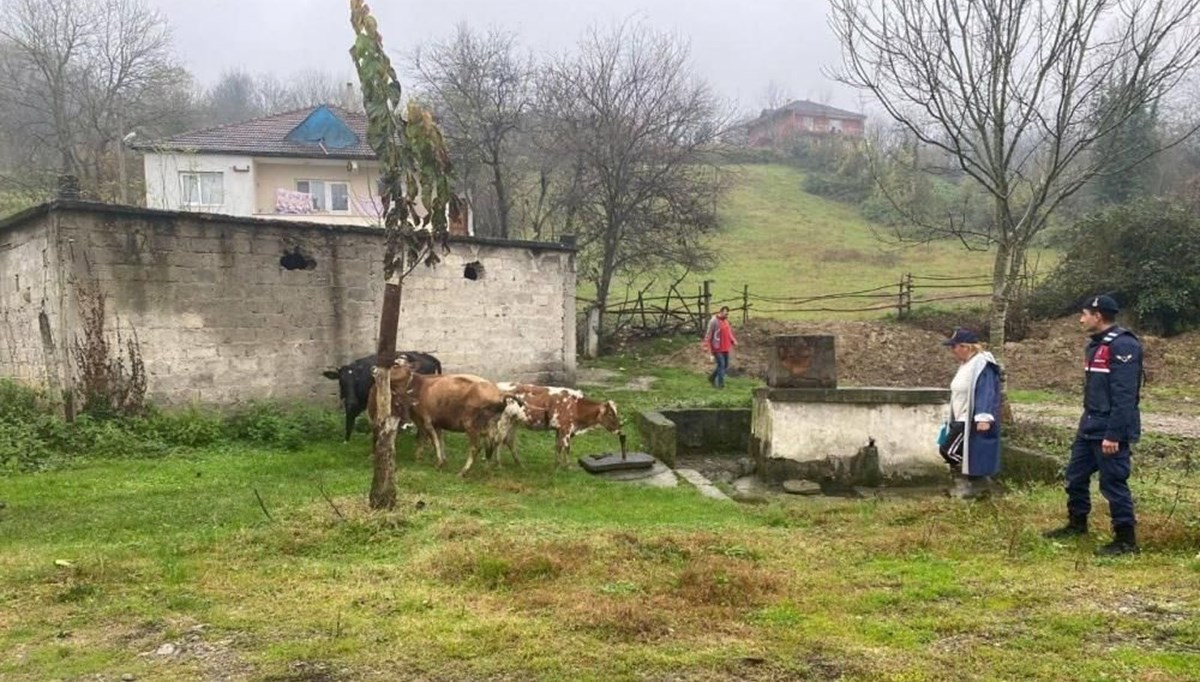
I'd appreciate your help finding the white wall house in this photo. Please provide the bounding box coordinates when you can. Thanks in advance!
[136,105,472,233]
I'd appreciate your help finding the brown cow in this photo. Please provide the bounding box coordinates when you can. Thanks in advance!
[491,383,623,466]
[368,363,521,476]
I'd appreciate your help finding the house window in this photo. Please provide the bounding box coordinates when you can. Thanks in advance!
[296,179,350,213]
[330,183,349,212]
[180,172,224,207]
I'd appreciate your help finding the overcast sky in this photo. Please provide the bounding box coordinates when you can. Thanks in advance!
[147,0,863,114]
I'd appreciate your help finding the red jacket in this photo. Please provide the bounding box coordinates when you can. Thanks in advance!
[704,316,736,353]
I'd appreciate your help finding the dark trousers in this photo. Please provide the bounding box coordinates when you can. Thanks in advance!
[709,352,729,388]
[1065,435,1136,528]
[938,421,967,468]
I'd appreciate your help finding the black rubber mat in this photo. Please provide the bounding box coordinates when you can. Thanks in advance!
[578,452,656,473]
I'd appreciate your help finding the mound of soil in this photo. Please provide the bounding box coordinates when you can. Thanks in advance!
[666,317,1200,393]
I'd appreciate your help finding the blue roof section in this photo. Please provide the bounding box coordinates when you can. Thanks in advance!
[284,105,360,150]
[132,105,375,160]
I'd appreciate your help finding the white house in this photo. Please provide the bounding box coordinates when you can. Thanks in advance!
[134,104,472,233]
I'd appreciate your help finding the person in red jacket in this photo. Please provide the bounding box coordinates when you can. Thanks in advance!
[701,306,738,388]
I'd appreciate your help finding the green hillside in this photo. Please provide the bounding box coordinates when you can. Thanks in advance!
[593,164,1009,320]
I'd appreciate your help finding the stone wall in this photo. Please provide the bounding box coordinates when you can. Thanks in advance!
[0,201,576,407]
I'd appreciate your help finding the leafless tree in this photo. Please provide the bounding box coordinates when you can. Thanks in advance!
[761,80,792,110]
[203,69,355,127]
[538,22,729,326]
[830,0,1200,351]
[410,24,534,239]
[204,70,263,125]
[0,0,190,199]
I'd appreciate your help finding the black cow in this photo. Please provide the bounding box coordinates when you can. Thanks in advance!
[323,352,443,441]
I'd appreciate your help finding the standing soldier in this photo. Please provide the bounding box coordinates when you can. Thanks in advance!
[1043,294,1143,555]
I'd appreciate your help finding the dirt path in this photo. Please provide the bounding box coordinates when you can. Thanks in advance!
[1017,402,1200,439]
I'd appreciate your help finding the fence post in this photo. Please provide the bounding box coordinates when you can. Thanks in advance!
[702,280,713,323]
[742,284,750,326]
[898,273,913,319]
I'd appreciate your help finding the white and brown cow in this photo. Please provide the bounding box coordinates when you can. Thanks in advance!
[490,383,623,466]
[368,362,522,476]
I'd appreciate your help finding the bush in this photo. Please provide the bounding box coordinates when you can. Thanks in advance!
[1030,199,1200,335]
[802,171,874,203]
[0,380,343,472]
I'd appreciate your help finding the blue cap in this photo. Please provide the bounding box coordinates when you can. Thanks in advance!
[942,327,980,346]
[1084,294,1120,315]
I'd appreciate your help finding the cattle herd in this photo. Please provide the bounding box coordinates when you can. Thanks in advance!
[324,352,625,476]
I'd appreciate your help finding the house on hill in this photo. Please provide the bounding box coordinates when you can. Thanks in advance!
[133,104,472,234]
[743,100,866,147]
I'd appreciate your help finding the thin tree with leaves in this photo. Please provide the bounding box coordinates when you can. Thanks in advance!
[349,0,456,510]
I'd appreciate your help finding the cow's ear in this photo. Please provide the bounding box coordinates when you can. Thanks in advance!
[322,370,339,380]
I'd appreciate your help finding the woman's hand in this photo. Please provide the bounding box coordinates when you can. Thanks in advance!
[975,421,991,433]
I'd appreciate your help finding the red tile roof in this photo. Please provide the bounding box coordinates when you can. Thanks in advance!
[134,105,377,160]
[765,100,866,121]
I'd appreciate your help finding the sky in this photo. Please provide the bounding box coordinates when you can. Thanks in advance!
[147,0,863,115]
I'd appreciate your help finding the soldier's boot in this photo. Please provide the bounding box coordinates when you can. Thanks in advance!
[1042,514,1088,539]
[1096,524,1139,556]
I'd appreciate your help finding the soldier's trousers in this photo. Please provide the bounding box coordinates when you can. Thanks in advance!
[1065,435,1136,528]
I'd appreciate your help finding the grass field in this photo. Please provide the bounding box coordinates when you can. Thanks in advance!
[592,164,1020,320]
[2,359,1199,682]
[710,165,994,301]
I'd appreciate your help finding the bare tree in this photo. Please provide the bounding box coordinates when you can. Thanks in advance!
[538,22,729,326]
[0,0,190,199]
[761,80,792,110]
[411,24,534,239]
[830,0,1200,351]
[204,70,263,125]
[203,69,355,127]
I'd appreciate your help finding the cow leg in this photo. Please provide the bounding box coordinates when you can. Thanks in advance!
[347,403,368,442]
[460,432,479,477]
[504,428,522,467]
[412,427,427,463]
[433,428,447,469]
[555,430,573,468]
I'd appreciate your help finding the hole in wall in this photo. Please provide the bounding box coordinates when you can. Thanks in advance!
[463,261,484,281]
[280,248,317,271]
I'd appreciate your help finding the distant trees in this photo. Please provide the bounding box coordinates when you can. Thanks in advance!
[0,0,191,200]
[202,69,356,127]
[410,24,534,239]
[537,23,728,320]
[405,21,730,318]
[830,0,1200,352]
[1032,199,1200,335]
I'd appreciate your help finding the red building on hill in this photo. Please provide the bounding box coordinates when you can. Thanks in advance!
[744,100,866,147]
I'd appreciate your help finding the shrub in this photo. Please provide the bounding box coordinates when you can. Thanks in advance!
[1030,199,1200,335]
[0,380,342,472]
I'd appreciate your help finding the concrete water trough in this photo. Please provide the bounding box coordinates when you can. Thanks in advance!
[638,334,1062,496]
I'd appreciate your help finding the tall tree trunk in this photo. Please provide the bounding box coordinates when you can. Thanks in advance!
[369,250,404,510]
[491,150,510,239]
[989,199,1017,424]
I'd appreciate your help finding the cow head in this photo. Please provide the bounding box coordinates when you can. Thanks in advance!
[322,366,353,404]
[600,400,621,433]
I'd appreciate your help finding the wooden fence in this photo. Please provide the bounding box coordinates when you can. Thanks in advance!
[581,273,1001,339]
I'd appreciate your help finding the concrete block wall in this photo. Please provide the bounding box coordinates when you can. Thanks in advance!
[0,213,67,392]
[0,202,576,407]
